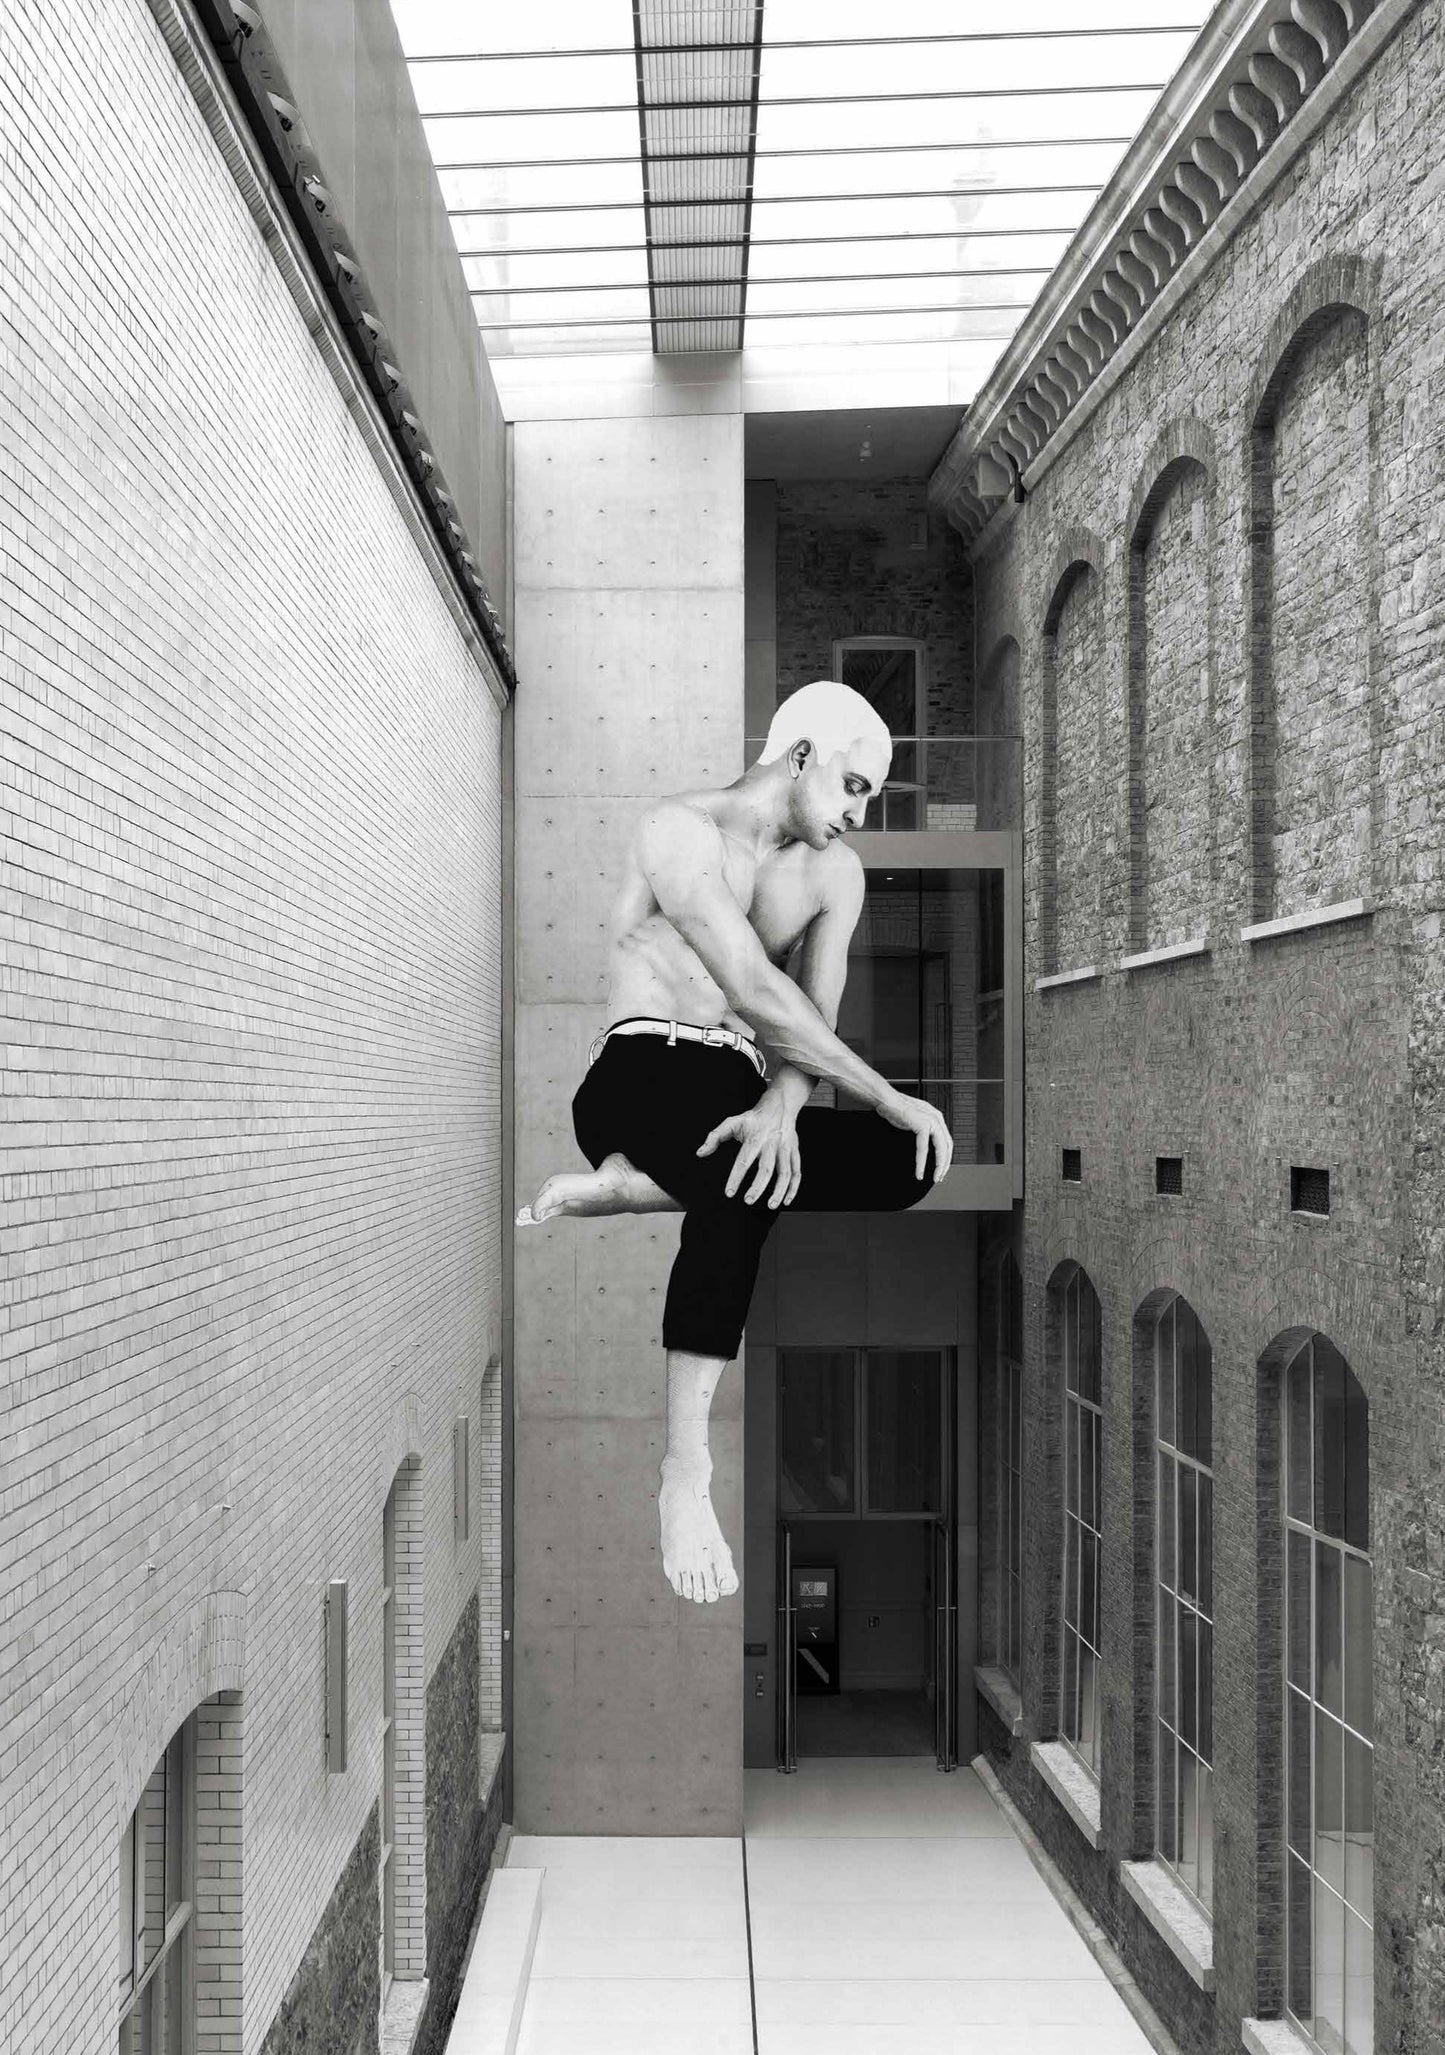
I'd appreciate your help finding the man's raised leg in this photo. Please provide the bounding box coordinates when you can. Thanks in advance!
[516,1152,679,1225]
[659,1349,739,1603]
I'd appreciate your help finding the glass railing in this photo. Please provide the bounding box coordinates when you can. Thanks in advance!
[744,735,1021,833]
[803,1075,1009,1168]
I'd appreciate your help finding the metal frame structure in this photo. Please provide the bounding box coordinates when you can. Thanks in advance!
[394,8,1212,355]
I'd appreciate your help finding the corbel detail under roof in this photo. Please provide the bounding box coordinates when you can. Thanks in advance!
[928,0,1404,550]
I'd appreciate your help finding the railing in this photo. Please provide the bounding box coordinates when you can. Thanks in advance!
[744,735,1021,834]
[805,1075,1008,1167]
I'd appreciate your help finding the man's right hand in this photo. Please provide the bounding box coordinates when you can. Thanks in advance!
[878,1089,954,1184]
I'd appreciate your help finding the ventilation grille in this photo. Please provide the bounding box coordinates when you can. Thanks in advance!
[1291,1165,1330,1216]
[1156,1156,1183,1196]
[1061,1148,1082,1184]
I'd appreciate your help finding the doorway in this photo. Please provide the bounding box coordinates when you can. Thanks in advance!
[775,1348,957,1769]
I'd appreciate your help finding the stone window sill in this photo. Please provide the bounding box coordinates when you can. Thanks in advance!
[1240,899,1371,945]
[1029,1739,1102,1848]
[380,1977,429,2055]
[1119,938,1210,972]
[1035,965,1099,991]
[1241,2018,1317,2055]
[1120,1858,1215,1991]
[974,1664,1025,1736]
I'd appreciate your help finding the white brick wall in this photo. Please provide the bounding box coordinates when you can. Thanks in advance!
[0,5,503,2051]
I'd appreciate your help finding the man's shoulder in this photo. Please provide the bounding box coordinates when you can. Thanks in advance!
[819,837,865,900]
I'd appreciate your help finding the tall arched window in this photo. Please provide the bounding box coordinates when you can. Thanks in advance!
[118,1714,194,2052]
[1155,1295,1214,1911]
[1283,1335,1372,2055]
[1060,1265,1103,1777]
[998,1249,1024,1690]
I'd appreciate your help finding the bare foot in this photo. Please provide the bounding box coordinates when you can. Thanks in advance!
[516,1156,629,1225]
[658,1455,739,1604]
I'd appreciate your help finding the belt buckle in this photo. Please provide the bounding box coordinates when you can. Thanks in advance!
[700,1025,727,1049]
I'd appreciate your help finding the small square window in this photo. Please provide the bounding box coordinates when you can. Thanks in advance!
[1291,1165,1330,1216]
[1156,1156,1183,1196]
[1062,1148,1082,1183]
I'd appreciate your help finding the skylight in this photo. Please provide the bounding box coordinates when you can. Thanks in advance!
[391,1,1213,361]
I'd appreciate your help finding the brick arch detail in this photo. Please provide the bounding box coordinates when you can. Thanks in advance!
[115,1588,246,1827]
[1125,419,1216,550]
[1244,1267,1386,1404]
[1247,251,1381,433]
[1040,526,1104,638]
[379,1388,425,1502]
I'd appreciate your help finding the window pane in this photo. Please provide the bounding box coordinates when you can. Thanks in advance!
[136,1758,167,1976]
[1065,1276,1080,1392]
[1315,1877,1346,2055]
[1198,1762,1215,1913]
[1314,1339,1347,1543]
[1179,1747,1199,1897]
[780,1351,857,1514]
[1179,1609,1197,1749]
[1314,1708,1345,1895]
[161,1932,186,2055]
[1078,1642,1098,1769]
[1066,1401,1079,1513]
[1287,1528,1312,1691]
[1343,1554,1372,1741]
[1063,1620,1079,1737]
[1343,1729,1373,1917]
[1288,1688,1312,1857]
[1158,1722,1177,1861]
[1190,1309,1213,1466]
[1157,1302,1175,1445]
[1159,1457,1175,1593]
[164,1729,185,1920]
[1316,1542,1343,1717]
[1079,1283,1101,1405]
[1079,1407,1096,1529]
[1199,1476,1213,1616]
[1198,1617,1213,1763]
[1177,1303,1198,1459]
[1343,1364,1369,1554]
[1079,1527,1097,1649]
[1288,1850,1314,2021]
[867,1350,942,1514]
[1159,1592,1176,1728]
[1344,1905,1373,2055]
[1179,1466,1197,1602]
[1287,1343,1313,1523]
[119,1816,135,1993]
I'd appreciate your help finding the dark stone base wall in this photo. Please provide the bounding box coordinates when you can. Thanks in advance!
[258,1804,382,2055]
[416,1594,505,2055]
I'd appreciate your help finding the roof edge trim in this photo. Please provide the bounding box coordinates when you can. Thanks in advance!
[928,0,1413,551]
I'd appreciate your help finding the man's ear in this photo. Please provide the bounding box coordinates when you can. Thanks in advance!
[789,738,813,779]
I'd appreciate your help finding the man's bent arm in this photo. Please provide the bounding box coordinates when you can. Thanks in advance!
[639,804,901,1112]
[766,856,865,1116]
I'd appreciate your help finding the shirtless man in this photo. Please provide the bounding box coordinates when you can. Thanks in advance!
[517,680,954,1603]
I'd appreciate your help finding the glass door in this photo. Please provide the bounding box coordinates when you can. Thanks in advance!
[776,1522,797,1774]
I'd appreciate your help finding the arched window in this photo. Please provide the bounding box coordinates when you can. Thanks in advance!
[1059,1265,1103,1777]
[1283,1335,1373,2055]
[998,1249,1024,1689]
[1155,1295,1214,1911]
[381,1457,426,2011]
[118,1713,195,2051]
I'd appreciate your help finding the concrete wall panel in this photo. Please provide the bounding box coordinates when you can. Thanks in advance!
[512,412,745,1831]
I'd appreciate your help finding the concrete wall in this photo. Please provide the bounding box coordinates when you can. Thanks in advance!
[256,0,509,614]
[954,7,1445,2050]
[510,409,746,1832]
[743,1214,979,1768]
[0,5,504,2049]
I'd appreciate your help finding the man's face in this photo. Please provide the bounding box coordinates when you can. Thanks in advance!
[792,733,891,849]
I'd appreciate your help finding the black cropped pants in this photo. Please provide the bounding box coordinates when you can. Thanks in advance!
[571,1027,930,1361]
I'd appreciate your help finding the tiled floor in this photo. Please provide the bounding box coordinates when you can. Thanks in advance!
[505,1759,1157,2055]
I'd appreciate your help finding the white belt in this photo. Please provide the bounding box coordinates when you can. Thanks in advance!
[589,1017,768,1078]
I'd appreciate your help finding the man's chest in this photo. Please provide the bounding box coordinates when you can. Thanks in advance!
[736,850,824,965]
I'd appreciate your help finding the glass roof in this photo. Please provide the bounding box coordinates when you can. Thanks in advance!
[390,1,1213,361]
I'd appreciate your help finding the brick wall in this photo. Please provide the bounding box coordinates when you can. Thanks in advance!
[1131,459,1211,952]
[0,4,504,2050]
[958,7,1445,2052]
[773,479,974,732]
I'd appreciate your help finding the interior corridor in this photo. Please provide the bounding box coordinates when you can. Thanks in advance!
[498,1759,1157,2054]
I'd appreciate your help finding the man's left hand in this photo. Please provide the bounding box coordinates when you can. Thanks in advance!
[696,1089,802,1208]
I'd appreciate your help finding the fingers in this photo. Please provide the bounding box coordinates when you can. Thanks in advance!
[933,1112,954,1182]
[697,1116,738,1159]
[916,1125,927,1182]
[743,1144,777,1205]
[770,1146,800,1209]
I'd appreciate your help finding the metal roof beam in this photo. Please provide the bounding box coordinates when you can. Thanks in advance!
[407,26,1204,62]
[422,83,1165,118]
[446,184,1104,218]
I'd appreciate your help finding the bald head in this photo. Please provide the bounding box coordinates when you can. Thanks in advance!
[758,680,893,774]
